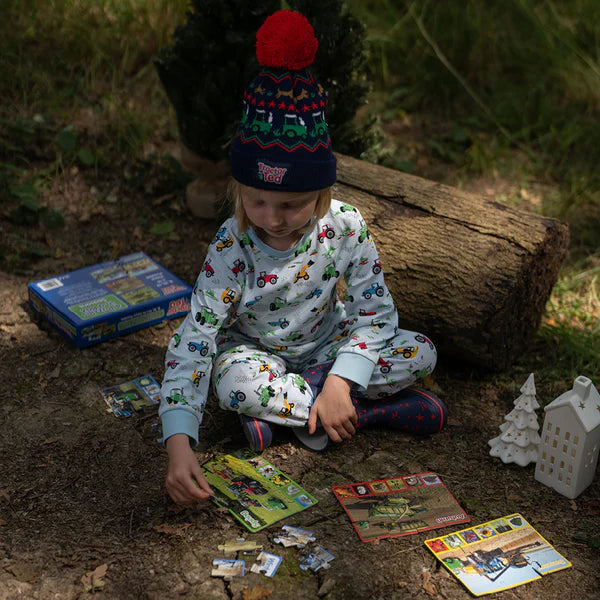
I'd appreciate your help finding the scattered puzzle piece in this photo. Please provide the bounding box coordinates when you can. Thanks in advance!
[218,539,263,555]
[211,558,245,580]
[299,546,335,572]
[250,552,283,578]
[273,525,316,548]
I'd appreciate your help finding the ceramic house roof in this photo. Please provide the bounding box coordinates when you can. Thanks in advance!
[544,376,600,434]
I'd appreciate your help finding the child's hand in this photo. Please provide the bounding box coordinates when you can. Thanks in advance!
[308,374,357,442]
[165,433,214,504]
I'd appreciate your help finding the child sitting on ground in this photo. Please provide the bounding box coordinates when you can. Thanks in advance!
[159,10,447,504]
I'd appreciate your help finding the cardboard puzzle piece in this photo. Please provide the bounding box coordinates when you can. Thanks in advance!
[250,552,283,578]
[218,539,263,556]
[273,525,316,548]
[211,558,245,580]
[299,546,335,572]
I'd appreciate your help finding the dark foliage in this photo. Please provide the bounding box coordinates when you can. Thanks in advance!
[154,0,373,161]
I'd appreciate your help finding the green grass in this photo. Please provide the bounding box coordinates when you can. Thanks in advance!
[348,0,600,378]
[1,0,598,379]
[0,0,187,161]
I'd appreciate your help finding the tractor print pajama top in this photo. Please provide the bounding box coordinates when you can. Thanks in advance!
[159,199,437,444]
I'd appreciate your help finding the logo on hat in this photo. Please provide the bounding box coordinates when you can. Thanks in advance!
[257,161,288,185]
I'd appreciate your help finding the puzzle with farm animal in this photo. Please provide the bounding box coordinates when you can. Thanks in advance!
[425,513,571,596]
[202,450,317,532]
[332,472,470,542]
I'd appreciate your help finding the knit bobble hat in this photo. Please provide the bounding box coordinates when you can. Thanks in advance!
[230,10,336,192]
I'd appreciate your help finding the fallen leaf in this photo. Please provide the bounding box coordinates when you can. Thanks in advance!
[0,489,10,503]
[570,499,578,511]
[242,584,272,600]
[80,564,108,592]
[152,523,191,536]
[0,518,7,526]
[421,569,437,597]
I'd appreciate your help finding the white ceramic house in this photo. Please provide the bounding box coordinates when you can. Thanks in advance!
[534,376,600,499]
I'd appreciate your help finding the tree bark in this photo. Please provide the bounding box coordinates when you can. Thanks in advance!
[334,153,570,370]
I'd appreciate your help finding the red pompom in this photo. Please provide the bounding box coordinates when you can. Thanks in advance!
[256,10,318,70]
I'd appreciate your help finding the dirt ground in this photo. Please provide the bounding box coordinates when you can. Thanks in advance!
[1,164,599,600]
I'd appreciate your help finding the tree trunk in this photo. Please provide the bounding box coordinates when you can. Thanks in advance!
[334,154,570,370]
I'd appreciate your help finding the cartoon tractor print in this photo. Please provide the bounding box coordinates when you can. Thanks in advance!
[322,263,339,281]
[294,260,314,283]
[282,113,307,138]
[392,346,418,359]
[216,234,234,252]
[250,109,273,133]
[202,258,215,277]
[269,297,286,311]
[231,258,246,276]
[378,357,393,374]
[372,258,382,274]
[358,224,370,243]
[257,271,278,287]
[221,287,238,304]
[415,334,435,350]
[311,111,327,136]
[362,282,385,299]
[166,388,186,405]
[317,224,335,243]
[256,384,276,407]
[192,368,206,386]
[268,318,290,329]
[187,340,209,356]
[229,390,247,409]
[195,306,218,326]
[279,392,295,418]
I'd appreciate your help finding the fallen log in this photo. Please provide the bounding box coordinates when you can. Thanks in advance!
[334,153,570,371]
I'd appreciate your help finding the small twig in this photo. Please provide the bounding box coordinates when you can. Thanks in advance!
[128,509,134,535]
[392,542,425,556]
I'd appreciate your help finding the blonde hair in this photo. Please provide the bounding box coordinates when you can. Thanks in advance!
[228,179,332,233]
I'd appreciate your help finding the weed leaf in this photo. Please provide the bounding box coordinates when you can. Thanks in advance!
[150,221,175,236]
[56,127,77,152]
[40,208,65,230]
[77,147,95,166]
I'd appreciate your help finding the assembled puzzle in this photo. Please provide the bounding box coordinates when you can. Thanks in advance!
[28,252,192,348]
[99,375,161,417]
[202,450,317,532]
[425,513,571,596]
[332,472,470,542]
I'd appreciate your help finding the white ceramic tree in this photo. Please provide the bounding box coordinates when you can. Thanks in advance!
[488,373,541,466]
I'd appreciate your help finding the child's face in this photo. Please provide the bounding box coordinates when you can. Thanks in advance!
[241,185,318,248]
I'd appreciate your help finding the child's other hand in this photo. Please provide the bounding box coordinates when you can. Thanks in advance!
[308,374,357,442]
[165,433,214,504]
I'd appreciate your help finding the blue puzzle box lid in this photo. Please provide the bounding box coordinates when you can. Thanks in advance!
[28,252,192,347]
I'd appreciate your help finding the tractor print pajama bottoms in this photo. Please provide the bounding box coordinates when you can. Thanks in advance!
[212,327,441,434]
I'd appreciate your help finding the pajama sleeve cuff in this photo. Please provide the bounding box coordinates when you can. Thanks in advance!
[161,409,201,447]
[329,352,375,390]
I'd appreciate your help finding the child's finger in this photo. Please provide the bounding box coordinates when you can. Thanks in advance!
[325,424,342,443]
[342,418,356,437]
[195,477,214,498]
[307,407,318,434]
